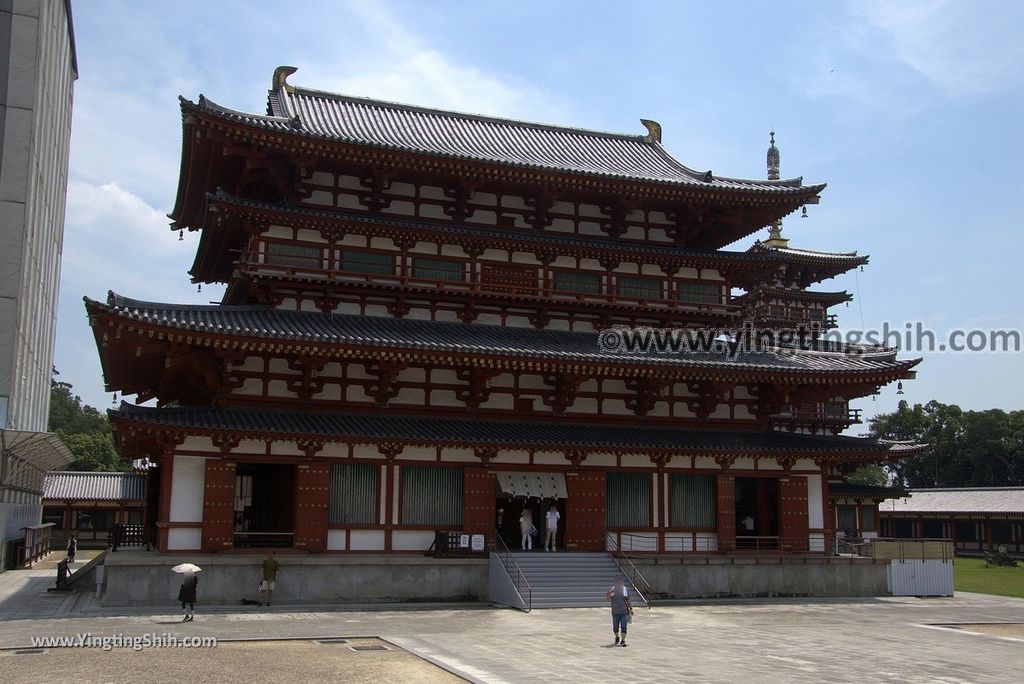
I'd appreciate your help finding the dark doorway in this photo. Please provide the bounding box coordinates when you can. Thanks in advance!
[496,498,565,551]
[234,463,296,548]
[735,477,779,549]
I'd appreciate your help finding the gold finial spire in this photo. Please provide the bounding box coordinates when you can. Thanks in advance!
[765,130,789,247]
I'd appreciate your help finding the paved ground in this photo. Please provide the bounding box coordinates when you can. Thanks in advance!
[1,637,459,683]
[2,558,1023,683]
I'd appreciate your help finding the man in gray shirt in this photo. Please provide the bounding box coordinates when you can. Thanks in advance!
[606,574,633,646]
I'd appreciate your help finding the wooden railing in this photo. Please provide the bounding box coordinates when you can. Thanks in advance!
[20,523,54,567]
[769,407,863,432]
[238,251,741,316]
[109,524,154,551]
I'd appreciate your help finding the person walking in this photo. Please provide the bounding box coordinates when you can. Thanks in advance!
[606,574,634,646]
[519,509,533,550]
[66,535,77,563]
[178,571,198,622]
[544,503,560,552]
[260,551,279,606]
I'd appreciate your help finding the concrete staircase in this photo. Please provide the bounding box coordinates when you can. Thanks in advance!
[508,551,647,609]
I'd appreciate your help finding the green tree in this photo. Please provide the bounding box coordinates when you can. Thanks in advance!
[869,399,1023,488]
[48,380,126,472]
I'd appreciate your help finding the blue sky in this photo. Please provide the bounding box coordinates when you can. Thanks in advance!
[58,0,1024,424]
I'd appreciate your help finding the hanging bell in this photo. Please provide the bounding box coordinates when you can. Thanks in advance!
[801,205,808,218]
[178,229,184,241]
[896,381,905,395]
[112,392,118,405]
[197,283,202,293]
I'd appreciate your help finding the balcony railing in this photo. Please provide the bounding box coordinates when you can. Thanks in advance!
[769,407,863,433]
[237,251,742,316]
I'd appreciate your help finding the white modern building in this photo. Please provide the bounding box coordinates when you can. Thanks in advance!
[0,0,77,568]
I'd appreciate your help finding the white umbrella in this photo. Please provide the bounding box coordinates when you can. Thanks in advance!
[171,563,202,574]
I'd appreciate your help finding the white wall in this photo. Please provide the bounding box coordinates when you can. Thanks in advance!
[169,455,206,523]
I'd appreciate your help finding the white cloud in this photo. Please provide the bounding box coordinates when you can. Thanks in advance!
[852,0,1024,97]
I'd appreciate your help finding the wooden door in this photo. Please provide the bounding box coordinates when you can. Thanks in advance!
[779,475,809,553]
[566,471,606,551]
[294,463,330,552]
[463,468,496,548]
[716,474,736,553]
[201,460,236,552]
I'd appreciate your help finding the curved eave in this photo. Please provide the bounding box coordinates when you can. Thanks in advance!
[735,287,854,307]
[192,190,788,285]
[108,404,893,461]
[85,292,923,393]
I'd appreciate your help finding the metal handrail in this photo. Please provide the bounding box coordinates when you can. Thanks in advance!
[493,534,533,612]
[605,531,652,608]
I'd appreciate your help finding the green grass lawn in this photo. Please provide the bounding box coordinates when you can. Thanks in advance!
[954,557,1024,598]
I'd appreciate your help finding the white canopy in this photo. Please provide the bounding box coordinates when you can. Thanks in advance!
[496,471,567,500]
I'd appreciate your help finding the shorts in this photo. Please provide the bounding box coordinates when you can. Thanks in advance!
[259,580,276,591]
[612,612,629,633]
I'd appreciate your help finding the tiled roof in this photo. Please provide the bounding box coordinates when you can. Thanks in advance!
[879,488,1024,515]
[749,242,869,266]
[87,292,920,378]
[111,403,889,455]
[180,78,824,196]
[43,471,146,501]
[735,287,853,306]
[829,482,907,499]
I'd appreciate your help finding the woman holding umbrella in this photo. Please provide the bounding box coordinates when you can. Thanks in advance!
[172,563,201,622]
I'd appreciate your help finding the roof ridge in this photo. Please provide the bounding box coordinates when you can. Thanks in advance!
[280,85,650,143]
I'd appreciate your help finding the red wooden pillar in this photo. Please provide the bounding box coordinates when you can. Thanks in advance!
[779,475,809,553]
[716,474,736,553]
[566,471,606,551]
[463,468,495,547]
[201,460,236,552]
[294,462,330,552]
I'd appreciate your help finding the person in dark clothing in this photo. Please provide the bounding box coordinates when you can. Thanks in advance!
[66,536,77,563]
[178,572,198,622]
[606,574,633,646]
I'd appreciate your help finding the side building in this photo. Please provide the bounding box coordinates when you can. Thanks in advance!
[87,67,921,560]
[0,0,76,569]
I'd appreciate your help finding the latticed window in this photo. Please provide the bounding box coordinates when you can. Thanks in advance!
[401,466,463,526]
[670,474,716,528]
[341,250,394,275]
[616,276,662,300]
[552,270,602,294]
[328,464,378,525]
[265,242,323,269]
[412,257,464,283]
[606,472,650,528]
[678,282,721,305]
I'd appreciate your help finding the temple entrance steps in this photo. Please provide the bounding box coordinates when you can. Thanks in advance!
[507,551,648,609]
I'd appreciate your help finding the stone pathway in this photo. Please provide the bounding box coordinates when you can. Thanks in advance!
[1,563,1023,683]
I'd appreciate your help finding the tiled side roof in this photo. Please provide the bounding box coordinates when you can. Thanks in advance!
[42,471,145,501]
[735,287,853,306]
[86,292,920,377]
[111,404,888,455]
[879,488,1024,515]
[749,242,869,266]
[181,85,824,196]
[829,482,908,499]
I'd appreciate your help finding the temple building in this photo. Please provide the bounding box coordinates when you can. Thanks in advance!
[86,67,921,559]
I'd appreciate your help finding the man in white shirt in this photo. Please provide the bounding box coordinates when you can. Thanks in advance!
[545,503,560,552]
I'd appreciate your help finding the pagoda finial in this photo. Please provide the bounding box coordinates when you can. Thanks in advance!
[764,130,789,247]
[767,130,780,181]
[272,66,298,92]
